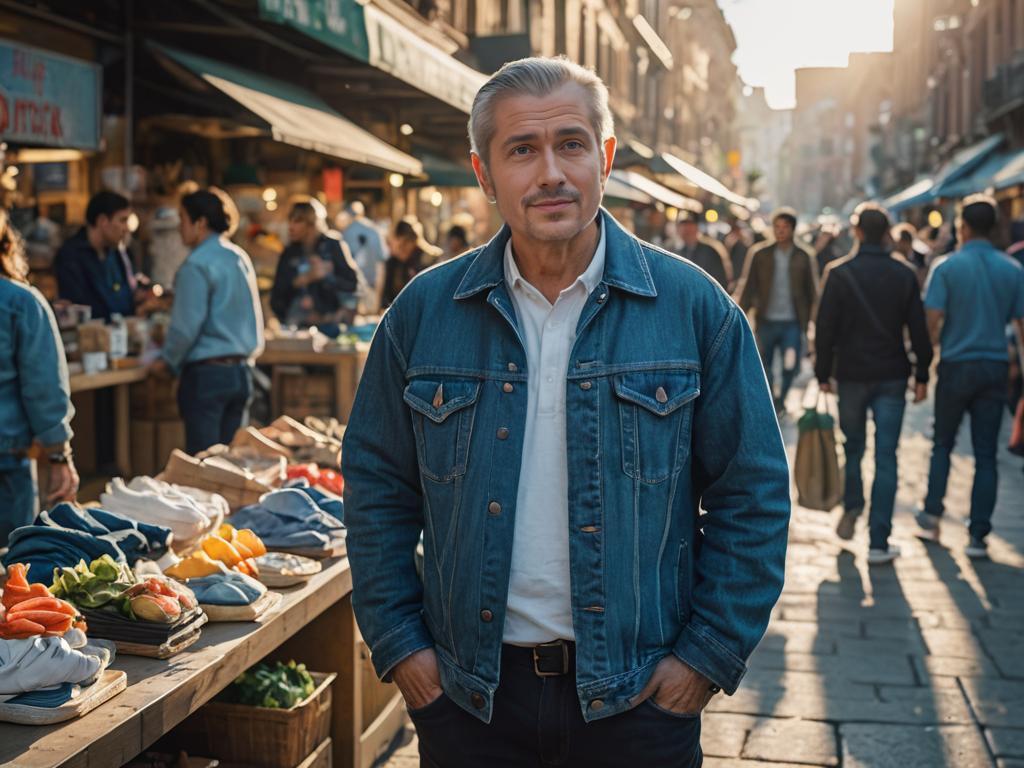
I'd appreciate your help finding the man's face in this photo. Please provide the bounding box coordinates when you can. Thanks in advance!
[471,82,614,247]
[773,218,795,244]
[98,208,131,248]
[179,207,200,248]
[288,216,314,245]
[678,220,699,245]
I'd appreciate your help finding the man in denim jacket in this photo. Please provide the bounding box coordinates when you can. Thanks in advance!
[343,57,790,767]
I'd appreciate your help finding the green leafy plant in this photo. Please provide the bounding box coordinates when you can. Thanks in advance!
[221,661,316,709]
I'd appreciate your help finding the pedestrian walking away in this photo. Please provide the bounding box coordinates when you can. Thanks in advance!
[736,207,819,415]
[672,209,733,290]
[814,203,933,565]
[0,209,79,546]
[917,194,1024,559]
[148,188,265,456]
[343,56,791,768]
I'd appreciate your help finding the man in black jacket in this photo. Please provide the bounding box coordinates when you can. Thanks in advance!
[270,198,365,326]
[815,203,933,564]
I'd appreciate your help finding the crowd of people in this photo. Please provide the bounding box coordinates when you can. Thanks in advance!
[668,195,1023,566]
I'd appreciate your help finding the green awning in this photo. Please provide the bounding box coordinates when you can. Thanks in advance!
[153,44,422,175]
[412,153,478,188]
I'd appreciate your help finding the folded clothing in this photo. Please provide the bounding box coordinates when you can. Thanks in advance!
[99,477,226,546]
[6,682,76,708]
[229,486,345,552]
[2,504,172,586]
[186,571,266,606]
[0,635,107,701]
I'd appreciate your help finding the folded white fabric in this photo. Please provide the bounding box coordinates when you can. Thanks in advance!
[0,636,107,702]
[100,477,226,547]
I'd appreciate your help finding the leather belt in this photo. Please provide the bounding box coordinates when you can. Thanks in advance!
[195,355,246,366]
[503,640,575,677]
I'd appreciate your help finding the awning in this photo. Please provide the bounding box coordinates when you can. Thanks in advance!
[154,45,422,175]
[935,151,1015,199]
[609,170,702,211]
[930,133,1004,194]
[660,152,757,210]
[411,153,478,188]
[994,149,1024,190]
[364,6,487,114]
[632,15,673,70]
[882,177,935,213]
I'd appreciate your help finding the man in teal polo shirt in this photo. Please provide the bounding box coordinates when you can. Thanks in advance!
[917,195,1024,558]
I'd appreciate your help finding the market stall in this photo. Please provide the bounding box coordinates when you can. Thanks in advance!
[258,340,370,424]
[68,366,149,477]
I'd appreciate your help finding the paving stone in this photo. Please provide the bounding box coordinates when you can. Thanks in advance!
[962,679,1024,727]
[912,654,1004,679]
[920,628,989,658]
[739,670,876,699]
[746,649,917,685]
[987,727,1024,758]
[742,718,838,766]
[704,759,822,768]
[840,723,993,768]
[862,618,923,640]
[702,713,758,758]
[997,760,1024,768]
[837,637,927,657]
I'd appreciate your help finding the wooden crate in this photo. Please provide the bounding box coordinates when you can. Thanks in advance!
[171,672,336,768]
[274,367,335,419]
[131,376,179,421]
[359,640,395,727]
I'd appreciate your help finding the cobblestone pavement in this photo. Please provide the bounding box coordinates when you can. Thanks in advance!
[377,378,1024,767]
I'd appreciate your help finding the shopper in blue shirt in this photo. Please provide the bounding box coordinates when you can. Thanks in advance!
[0,210,79,547]
[917,195,1024,558]
[54,191,138,321]
[149,188,264,455]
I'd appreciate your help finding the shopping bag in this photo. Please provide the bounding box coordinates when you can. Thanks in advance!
[794,403,843,511]
[1010,398,1024,457]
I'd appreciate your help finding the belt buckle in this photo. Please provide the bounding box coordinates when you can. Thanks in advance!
[533,640,568,677]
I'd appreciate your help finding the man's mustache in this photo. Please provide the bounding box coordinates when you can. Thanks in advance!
[523,189,581,207]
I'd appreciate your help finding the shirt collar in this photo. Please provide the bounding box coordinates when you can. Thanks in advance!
[503,219,607,299]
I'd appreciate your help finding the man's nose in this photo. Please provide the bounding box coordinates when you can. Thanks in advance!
[538,147,567,188]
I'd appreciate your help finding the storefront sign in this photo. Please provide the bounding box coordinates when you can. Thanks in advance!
[257,0,369,61]
[363,5,486,114]
[0,40,101,150]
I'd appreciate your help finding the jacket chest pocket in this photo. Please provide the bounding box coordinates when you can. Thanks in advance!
[614,371,700,484]
[404,379,481,482]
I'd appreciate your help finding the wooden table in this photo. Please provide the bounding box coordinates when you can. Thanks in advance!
[257,344,369,424]
[68,367,149,476]
[0,558,404,768]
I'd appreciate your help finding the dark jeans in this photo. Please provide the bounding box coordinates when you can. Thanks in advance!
[837,379,907,550]
[924,360,1009,541]
[411,646,702,768]
[0,460,36,549]
[177,363,253,456]
[756,319,802,405]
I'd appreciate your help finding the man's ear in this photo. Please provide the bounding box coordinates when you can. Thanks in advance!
[471,153,496,202]
[600,136,617,182]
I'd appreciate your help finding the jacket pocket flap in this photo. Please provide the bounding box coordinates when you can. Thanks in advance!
[613,371,700,416]
[404,379,481,424]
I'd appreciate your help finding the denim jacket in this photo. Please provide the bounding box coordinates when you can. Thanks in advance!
[343,210,790,724]
[0,278,73,467]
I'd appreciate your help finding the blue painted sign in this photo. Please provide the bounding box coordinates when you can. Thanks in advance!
[0,40,101,150]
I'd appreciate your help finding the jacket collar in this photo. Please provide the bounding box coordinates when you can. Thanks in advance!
[855,243,891,257]
[454,208,657,300]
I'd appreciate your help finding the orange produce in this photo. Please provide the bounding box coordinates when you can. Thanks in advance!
[7,596,76,617]
[201,536,244,568]
[2,563,50,610]
[0,617,45,639]
[235,529,267,558]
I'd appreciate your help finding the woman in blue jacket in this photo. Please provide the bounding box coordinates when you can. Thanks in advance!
[0,209,78,546]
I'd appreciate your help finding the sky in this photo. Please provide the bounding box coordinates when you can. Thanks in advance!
[719,0,896,110]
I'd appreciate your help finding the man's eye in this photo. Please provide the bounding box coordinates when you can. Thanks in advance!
[564,140,585,151]
[512,146,532,156]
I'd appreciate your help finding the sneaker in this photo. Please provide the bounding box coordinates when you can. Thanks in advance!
[867,545,901,565]
[836,509,861,541]
[914,511,941,542]
[965,537,988,560]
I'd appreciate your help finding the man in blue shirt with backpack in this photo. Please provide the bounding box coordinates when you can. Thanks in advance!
[917,194,1024,558]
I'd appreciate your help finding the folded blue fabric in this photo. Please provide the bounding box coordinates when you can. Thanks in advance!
[6,683,76,708]
[1,503,172,585]
[230,487,345,551]
[187,571,265,606]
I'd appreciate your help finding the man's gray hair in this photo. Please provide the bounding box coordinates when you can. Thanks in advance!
[468,56,614,167]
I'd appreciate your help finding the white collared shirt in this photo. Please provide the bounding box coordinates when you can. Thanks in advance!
[502,223,606,644]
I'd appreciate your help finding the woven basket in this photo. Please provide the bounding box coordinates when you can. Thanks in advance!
[173,672,336,767]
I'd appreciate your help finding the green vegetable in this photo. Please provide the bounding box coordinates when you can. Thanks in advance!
[50,556,137,609]
[221,661,316,709]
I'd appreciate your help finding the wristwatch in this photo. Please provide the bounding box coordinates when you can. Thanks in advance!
[47,449,73,465]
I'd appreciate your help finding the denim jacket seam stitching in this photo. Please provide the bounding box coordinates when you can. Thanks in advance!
[706,307,736,366]
[383,312,409,372]
[687,623,746,671]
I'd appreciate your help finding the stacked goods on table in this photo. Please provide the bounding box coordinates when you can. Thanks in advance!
[165,660,336,768]
[100,477,226,548]
[49,556,206,657]
[231,488,345,559]
[165,524,281,621]
[0,564,124,724]
[55,304,166,377]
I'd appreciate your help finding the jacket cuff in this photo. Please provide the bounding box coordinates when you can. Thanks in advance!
[370,615,435,682]
[915,371,930,384]
[35,423,73,450]
[672,621,748,695]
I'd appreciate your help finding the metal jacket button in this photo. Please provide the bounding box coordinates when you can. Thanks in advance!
[590,699,604,711]
[471,693,486,709]
[580,381,592,390]
[480,609,493,622]
[655,386,668,404]
[507,362,518,372]
[496,427,510,440]
[488,501,502,516]
[503,382,514,393]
